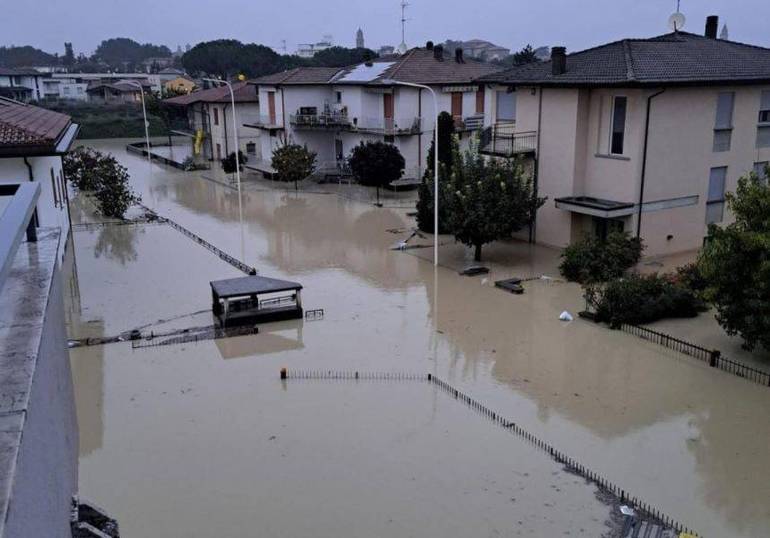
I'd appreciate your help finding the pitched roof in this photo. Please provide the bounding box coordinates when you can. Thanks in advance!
[0,100,74,154]
[249,67,344,85]
[163,81,258,106]
[249,48,502,88]
[0,68,42,77]
[480,32,770,87]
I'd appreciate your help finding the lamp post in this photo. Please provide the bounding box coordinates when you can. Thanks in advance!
[124,80,151,164]
[203,77,245,262]
[383,79,439,266]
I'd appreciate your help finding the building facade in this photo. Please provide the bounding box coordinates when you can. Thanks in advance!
[247,45,500,179]
[0,68,47,102]
[478,17,770,257]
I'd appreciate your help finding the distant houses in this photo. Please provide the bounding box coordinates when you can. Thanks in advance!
[246,44,501,179]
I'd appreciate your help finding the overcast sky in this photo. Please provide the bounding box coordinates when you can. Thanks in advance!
[4,0,769,57]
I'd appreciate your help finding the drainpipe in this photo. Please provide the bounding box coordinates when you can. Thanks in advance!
[223,103,230,156]
[418,88,422,176]
[530,86,543,243]
[637,89,666,238]
[23,157,39,227]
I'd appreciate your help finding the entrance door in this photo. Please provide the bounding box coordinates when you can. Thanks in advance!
[451,92,463,119]
[268,91,276,124]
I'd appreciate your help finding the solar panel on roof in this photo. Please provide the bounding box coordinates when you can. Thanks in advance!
[337,62,396,83]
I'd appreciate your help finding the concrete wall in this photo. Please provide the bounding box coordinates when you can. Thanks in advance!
[0,155,71,264]
[0,230,79,538]
[205,102,261,161]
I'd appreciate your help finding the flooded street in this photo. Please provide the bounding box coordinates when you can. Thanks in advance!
[67,139,770,537]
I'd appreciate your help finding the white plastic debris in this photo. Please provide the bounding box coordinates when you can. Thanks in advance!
[559,311,574,322]
[619,505,635,517]
[397,241,407,250]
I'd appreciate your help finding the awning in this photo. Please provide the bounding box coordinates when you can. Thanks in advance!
[554,196,635,219]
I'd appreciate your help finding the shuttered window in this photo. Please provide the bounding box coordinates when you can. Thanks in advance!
[715,92,734,129]
[706,167,727,224]
[495,91,516,122]
[610,96,627,155]
[759,90,770,123]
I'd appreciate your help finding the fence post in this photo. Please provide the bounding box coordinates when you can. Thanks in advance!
[709,350,720,368]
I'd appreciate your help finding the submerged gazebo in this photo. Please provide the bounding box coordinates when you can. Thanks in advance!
[210,275,303,327]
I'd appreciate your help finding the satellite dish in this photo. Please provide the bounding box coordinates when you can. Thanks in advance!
[668,12,686,31]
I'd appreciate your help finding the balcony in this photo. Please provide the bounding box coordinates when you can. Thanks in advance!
[243,114,284,131]
[479,122,537,156]
[290,112,352,130]
[352,117,422,136]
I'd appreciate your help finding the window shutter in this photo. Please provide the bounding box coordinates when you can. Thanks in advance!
[760,90,770,111]
[708,167,727,202]
[714,92,734,129]
[757,126,770,148]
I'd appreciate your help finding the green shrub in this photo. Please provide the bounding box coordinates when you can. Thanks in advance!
[586,273,706,328]
[221,151,247,174]
[271,143,317,189]
[560,232,644,283]
[673,262,709,296]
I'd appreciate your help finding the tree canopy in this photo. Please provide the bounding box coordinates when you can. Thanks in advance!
[271,142,317,190]
[92,38,171,70]
[349,141,405,204]
[311,47,377,67]
[0,46,57,67]
[699,169,770,351]
[416,111,457,233]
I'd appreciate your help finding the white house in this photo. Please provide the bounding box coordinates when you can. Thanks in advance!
[477,16,770,257]
[0,98,79,262]
[0,68,47,102]
[247,44,501,179]
[164,81,261,164]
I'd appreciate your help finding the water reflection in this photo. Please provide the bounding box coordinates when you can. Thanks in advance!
[94,224,142,265]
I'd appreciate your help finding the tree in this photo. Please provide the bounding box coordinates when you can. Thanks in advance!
[92,38,171,71]
[416,111,456,233]
[64,147,140,218]
[559,232,644,284]
[0,46,57,67]
[182,40,287,79]
[311,47,378,67]
[348,141,405,205]
[271,142,317,190]
[63,42,75,67]
[145,89,185,146]
[447,149,545,261]
[511,44,540,66]
[699,170,770,351]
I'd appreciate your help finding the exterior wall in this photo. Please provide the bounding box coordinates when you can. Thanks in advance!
[205,102,261,161]
[0,155,71,263]
[0,74,44,101]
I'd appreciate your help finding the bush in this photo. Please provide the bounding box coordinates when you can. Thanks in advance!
[673,262,709,296]
[560,232,644,284]
[63,146,140,218]
[586,273,706,328]
[221,151,247,174]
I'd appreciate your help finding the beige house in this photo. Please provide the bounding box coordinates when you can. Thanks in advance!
[478,16,770,257]
[164,76,196,94]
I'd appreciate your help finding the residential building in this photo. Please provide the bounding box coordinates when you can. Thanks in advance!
[141,56,175,73]
[378,45,396,57]
[461,39,511,61]
[85,80,151,104]
[0,98,79,263]
[0,68,47,101]
[164,81,261,163]
[297,36,334,58]
[50,72,162,93]
[477,16,770,256]
[158,67,188,83]
[247,44,501,178]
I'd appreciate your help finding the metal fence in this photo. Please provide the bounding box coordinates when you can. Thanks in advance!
[279,368,699,537]
[621,323,770,388]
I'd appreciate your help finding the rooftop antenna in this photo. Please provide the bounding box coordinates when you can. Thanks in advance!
[397,0,409,54]
[668,0,686,32]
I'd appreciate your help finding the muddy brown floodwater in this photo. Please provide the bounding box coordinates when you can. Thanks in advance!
[67,139,770,538]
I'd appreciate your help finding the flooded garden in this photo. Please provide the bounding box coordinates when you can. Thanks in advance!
[65,139,770,537]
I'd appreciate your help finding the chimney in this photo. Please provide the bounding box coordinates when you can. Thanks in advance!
[455,48,464,63]
[433,44,444,61]
[551,46,566,75]
[426,41,434,50]
[705,15,719,39]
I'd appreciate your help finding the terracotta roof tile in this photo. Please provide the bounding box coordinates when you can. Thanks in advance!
[164,81,258,106]
[0,100,72,149]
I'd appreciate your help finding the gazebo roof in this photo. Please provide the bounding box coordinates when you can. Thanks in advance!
[210,275,302,298]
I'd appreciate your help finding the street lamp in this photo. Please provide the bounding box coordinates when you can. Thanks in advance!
[203,77,245,262]
[383,79,439,266]
[124,80,151,164]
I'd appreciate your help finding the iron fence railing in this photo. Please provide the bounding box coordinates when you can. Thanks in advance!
[290,113,352,129]
[353,116,422,135]
[479,122,537,156]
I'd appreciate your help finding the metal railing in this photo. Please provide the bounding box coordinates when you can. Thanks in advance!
[479,122,537,156]
[290,113,352,129]
[455,113,485,131]
[0,182,40,294]
[352,116,422,135]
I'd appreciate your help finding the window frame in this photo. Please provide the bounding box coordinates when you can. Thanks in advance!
[609,95,627,156]
[705,166,727,225]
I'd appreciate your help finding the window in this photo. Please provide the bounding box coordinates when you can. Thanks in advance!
[495,91,516,122]
[213,107,219,126]
[754,161,768,183]
[706,167,727,224]
[246,142,256,155]
[713,92,734,152]
[758,90,770,123]
[451,92,463,118]
[475,88,484,114]
[610,96,627,155]
[335,91,342,104]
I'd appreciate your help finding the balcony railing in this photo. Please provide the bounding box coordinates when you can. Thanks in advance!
[352,117,422,136]
[290,113,352,129]
[479,122,537,156]
[455,114,485,132]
